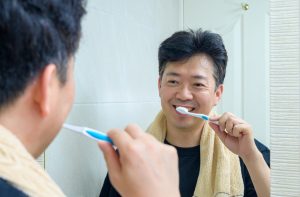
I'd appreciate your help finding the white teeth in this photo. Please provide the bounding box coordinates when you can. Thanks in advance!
[177,106,193,112]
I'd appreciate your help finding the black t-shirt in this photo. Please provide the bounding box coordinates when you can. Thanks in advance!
[0,178,28,197]
[166,141,200,197]
[99,139,270,197]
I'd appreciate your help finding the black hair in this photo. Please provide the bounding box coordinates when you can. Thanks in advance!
[0,0,86,109]
[158,29,228,88]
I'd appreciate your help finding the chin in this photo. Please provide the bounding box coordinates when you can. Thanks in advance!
[173,120,194,129]
[175,125,190,130]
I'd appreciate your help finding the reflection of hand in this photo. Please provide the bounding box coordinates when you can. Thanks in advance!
[209,112,258,161]
[210,113,270,197]
[98,124,180,197]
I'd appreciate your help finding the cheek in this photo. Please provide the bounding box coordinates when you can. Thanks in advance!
[160,87,174,101]
[66,72,75,98]
[196,91,216,104]
[69,80,75,103]
[62,78,75,116]
[67,64,75,104]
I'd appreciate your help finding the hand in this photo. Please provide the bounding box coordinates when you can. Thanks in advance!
[209,112,258,160]
[210,113,270,197]
[98,124,180,197]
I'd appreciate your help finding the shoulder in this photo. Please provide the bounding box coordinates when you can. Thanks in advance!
[0,178,28,196]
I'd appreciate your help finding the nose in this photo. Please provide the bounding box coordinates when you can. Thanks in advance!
[176,85,193,101]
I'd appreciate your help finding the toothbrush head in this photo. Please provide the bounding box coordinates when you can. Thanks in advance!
[176,106,189,114]
[176,107,210,121]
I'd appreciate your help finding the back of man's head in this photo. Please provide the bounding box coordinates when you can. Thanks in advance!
[0,0,86,111]
[158,29,228,88]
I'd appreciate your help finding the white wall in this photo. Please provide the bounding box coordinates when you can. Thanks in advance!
[45,0,180,196]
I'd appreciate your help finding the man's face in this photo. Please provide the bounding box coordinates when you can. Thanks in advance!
[158,54,223,131]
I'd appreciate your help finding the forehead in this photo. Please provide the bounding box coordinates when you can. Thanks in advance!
[163,54,215,78]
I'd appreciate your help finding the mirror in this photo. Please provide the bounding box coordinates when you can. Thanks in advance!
[46,1,271,196]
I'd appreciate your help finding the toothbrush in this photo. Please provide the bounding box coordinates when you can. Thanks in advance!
[176,106,219,125]
[63,123,114,144]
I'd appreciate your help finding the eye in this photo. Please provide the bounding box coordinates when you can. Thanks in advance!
[194,83,205,87]
[168,80,178,84]
[167,80,179,86]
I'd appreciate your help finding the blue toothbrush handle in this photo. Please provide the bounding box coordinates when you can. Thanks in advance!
[194,114,219,125]
[86,130,114,145]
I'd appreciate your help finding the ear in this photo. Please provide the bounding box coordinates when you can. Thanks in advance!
[213,84,224,106]
[158,77,162,88]
[158,77,162,97]
[33,64,58,117]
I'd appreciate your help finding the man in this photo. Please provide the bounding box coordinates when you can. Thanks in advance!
[0,1,180,196]
[100,29,270,197]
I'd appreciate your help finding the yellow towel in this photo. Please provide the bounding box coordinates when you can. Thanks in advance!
[0,125,65,197]
[147,111,244,197]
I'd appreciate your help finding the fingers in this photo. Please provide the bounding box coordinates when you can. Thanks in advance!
[225,119,234,133]
[99,125,146,188]
[107,124,145,147]
[98,141,121,182]
[99,123,180,197]
[107,128,133,152]
[209,122,226,142]
[218,112,232,132]
[232,123,252,137]
[209,115,220,125]
[210,112,251,138]
[209,114,221,121]
[124,124,144,139]
[208,121,220,133]
[125,124,160,147]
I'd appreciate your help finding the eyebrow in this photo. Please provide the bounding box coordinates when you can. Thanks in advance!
[165,72,180,77]
[165,72,208,80]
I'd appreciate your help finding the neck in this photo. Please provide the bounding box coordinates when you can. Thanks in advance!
[166,121,205,147]
[0,100,43,158]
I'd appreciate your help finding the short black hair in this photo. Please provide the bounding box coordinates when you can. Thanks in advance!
[0,0,86,109]
[158,29,228,88]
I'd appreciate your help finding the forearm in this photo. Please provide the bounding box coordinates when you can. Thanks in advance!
[242,150,270,197]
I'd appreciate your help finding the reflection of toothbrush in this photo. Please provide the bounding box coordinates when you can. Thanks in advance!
[63,123,113,144]
[176,107,219,125]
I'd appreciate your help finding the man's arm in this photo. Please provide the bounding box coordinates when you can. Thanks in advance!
[241,147,270,197]
[210,113,270,197]
[98,124,180,197]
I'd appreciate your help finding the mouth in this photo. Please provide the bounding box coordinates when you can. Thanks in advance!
[172,105,196,113]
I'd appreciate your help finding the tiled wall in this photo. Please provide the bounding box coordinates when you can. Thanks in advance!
[270,0,300,195]
[45,0,180,196]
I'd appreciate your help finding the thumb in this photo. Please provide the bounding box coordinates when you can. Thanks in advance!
[98,142,121,178]
[209,122,220,132]
[209,114,220,121]
[209,122,226,142]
